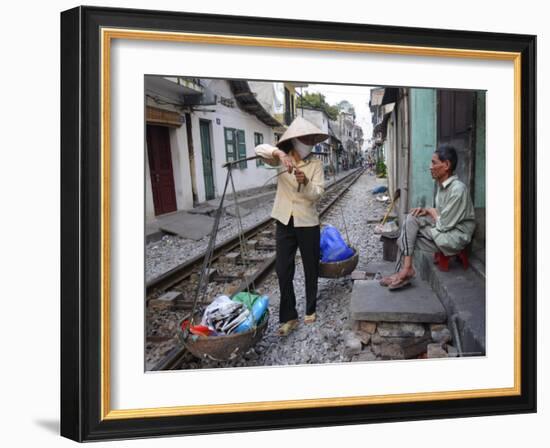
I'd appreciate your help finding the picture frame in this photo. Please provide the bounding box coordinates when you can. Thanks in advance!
[60,5,536,442]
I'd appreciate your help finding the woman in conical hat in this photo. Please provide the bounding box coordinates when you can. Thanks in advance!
[255,116,328,336]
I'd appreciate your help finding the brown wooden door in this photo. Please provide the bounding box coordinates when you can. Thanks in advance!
[147,125,177,215]
[437,90,476,191]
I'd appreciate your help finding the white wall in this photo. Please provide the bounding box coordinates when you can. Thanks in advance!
[146,78,277,211]
[302,108,330,136]
[169,125,194,211]
[2,1,547,448]
[191,79,279,201]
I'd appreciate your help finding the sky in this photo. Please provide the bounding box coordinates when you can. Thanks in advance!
[301,83,377,150]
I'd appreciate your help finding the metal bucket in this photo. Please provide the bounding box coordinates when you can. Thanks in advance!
[319,247,359,278]
[178,311,269,362]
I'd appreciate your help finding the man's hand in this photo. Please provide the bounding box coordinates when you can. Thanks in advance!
[410,207,426,217]
[410,207,438,220]
[424,207,439,220]
[294,168,308,185]
[274,149,294,173]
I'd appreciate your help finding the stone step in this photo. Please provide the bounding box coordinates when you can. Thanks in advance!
[363,261,396,276]
[415,251,486,355]
[350,279,446,323]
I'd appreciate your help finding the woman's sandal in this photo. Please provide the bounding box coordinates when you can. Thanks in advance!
[304,313,316,324]
[278,319,298,336]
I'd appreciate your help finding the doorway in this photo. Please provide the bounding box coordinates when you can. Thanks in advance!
[437,90,476,191]
[146,124,177,215]
[199,120,215,200]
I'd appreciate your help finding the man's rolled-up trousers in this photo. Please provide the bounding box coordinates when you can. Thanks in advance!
[397,214,439,257]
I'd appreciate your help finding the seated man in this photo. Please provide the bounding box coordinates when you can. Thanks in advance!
[381,144,476,290]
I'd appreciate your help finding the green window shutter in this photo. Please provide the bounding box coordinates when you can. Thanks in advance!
[255,133,265,166]
[224,127,236,162]
[236,129,247,169]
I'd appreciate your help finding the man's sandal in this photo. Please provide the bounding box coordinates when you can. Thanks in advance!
[388,277,413,291]
[304,313,316,324]
[278,319,298,336]
[379,273,399,287]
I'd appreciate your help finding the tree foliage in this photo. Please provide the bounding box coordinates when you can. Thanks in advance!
[296,92,341,120]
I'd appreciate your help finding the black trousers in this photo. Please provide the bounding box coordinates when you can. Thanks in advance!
[275,217,320,323]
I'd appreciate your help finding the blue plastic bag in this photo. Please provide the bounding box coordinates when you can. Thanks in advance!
[372,185,388,194]
[320,225,354,263]
[234,295,269,333]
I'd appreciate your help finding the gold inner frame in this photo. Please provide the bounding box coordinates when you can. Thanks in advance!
[100,28,522,421]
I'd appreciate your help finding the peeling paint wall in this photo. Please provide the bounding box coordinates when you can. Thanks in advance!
[409,89,437,208]
[474,92,486,208]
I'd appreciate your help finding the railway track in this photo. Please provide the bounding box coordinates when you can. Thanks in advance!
[148,168,365,370]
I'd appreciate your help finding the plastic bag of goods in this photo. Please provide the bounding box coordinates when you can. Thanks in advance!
[231,291,259,310]
[372,185,388,194]
[320,225,354,263]
[233,294,270,334]
[200,295,250,335]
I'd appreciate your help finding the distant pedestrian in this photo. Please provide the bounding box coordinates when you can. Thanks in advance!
[255,117,328,336]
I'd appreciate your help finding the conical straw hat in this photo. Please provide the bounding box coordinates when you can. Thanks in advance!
[276,116,329,149]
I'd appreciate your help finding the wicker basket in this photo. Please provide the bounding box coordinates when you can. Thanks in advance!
[319,248,359,278]
[178,311,269,362]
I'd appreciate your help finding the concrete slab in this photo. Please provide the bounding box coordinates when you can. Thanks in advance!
[350,279,446,323]
[158,212,215,241]
[415,251,486,355]
[145,221,164,243]
[363,261,396,276]
[351,271,368,280]
[207,190,275,212]
[469,249,486,279]
[187,204,218,216]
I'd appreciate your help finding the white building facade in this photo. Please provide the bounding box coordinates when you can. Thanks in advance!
[144,77,300,224]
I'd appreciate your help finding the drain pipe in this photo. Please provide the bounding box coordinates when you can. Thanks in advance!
[449,314,464,357]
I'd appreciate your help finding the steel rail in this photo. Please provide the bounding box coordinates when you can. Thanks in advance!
[146,168,362,296]
[150,168,365,371]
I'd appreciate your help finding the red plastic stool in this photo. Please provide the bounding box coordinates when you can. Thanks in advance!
[433,249,469,272]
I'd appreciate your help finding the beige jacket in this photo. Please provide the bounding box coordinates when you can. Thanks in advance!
[255,144,325,227]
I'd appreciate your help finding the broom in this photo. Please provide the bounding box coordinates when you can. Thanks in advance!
[380,188,401,226]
